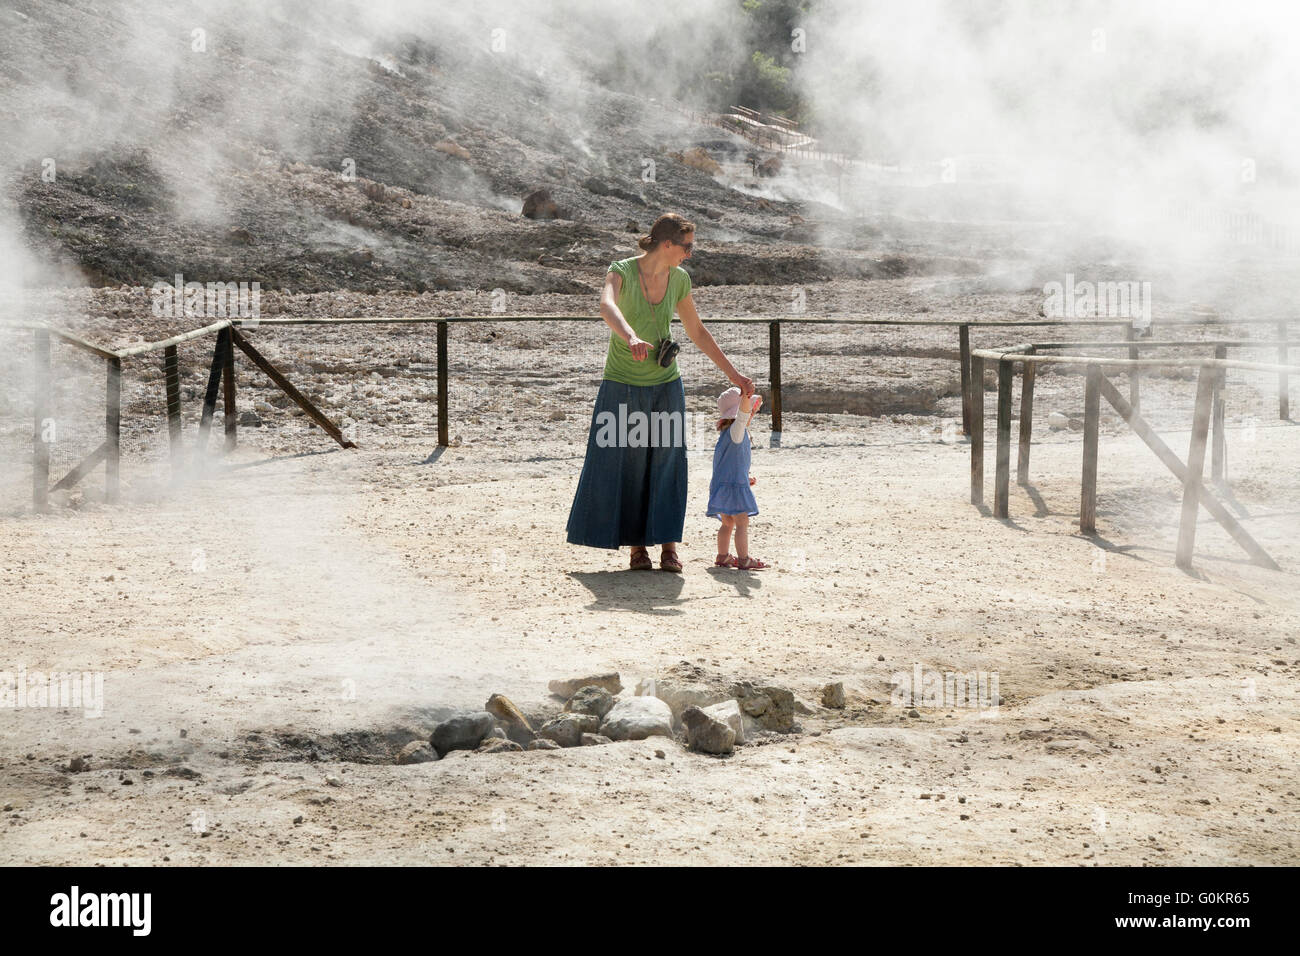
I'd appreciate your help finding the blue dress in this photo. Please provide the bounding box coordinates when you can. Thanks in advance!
[706,427,759,518]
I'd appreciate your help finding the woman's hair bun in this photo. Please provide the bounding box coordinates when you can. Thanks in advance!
[637,234,654,250]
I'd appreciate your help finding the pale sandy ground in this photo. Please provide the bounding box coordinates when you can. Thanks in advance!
[2,402,1298,865]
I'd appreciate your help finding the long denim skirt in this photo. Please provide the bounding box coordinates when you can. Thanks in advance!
[566,377,688,549]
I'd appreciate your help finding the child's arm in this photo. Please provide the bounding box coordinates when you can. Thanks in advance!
[729,393,762,444]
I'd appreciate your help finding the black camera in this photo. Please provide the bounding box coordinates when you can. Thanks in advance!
[656,338,680,368]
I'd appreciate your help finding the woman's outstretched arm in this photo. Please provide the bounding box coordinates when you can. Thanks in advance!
[600,272,649,361]
[677,293,754,395]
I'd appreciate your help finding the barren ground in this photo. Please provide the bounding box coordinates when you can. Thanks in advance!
[2,284,1298,865]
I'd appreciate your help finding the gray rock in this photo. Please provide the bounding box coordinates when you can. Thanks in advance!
[485,693,535,746]
[565,685,616,719]
[730,682,796,732]
[527,739,561,751]
[601,696,674,741]
[484,726,506,740]
[548,672,623,698]
[701,699,745,744]
[821,682,846,709]
[430,711,496,757]
[395,741,438,765]
[682,706,736,755]
[538,713,600,747]
[580,733,613,746]
[477,737,523,754]
[634,676,731,723]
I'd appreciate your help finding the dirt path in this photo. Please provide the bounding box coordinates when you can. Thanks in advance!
[2,413,1297,865]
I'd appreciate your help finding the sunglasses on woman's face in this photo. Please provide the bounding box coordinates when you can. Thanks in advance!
[674,240,694,253]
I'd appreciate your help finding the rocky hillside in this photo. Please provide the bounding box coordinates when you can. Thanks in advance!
[1,0,988,297]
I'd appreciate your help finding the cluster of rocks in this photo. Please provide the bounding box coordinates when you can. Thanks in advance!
[396,668,850,765]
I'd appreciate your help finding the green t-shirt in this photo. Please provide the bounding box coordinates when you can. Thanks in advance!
[602,257,691,386]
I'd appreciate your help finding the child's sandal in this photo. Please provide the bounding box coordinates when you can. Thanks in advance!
[714,553,737,568]
[736,556,768,571]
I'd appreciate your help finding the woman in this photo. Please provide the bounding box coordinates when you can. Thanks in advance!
[566,213,754,572]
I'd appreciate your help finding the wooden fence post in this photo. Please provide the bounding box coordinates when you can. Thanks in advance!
[437,320,449,447]
[769,320,783,433]
[32,329,50,512]
[222,329,237,452]
[1175,366,1217,570]
[106,356,121,504]
[1126,324,1141,413]
[1080,364,1101,533]
[195,329,227,462]
[1211,344,1226,483]
[1017,348,1036,485]
[164,344,182,465]
[994,358,1013,518]
[1280,320,1290,420]
[959,324,971,437]
[970,354,984,506]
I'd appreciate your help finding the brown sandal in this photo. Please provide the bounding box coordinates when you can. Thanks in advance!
[659,549,683,573]
[736,556,768,571]
[629,547,653,571]
[714,553,738,567]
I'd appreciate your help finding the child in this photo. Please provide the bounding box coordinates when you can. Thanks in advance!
[707,386,766,570]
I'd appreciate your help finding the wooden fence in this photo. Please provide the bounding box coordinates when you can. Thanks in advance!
[7,315,1295,552]
[969,343,1300,572]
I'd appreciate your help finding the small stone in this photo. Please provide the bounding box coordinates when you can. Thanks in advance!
[527,739,561,751]
[601,696,673,741]
[635,677,730,721]
[293,815,304,825]
[1048,411,1069,430]
[538,713,600,747]
[430,711,496,757]
[325,775,343,787]
[730,682,796,733]
[821,682,846,709]
[484,693,534,746]
[907,708,920,718]
[580,733,612,746]
[654,750,666,759]
[477,737,523,754]
[681,706,736,755]
[565,685,615,720]
[701,699,745,744]
[68,756,90,773]
[548,672,622,698]
[395,741,437,765]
